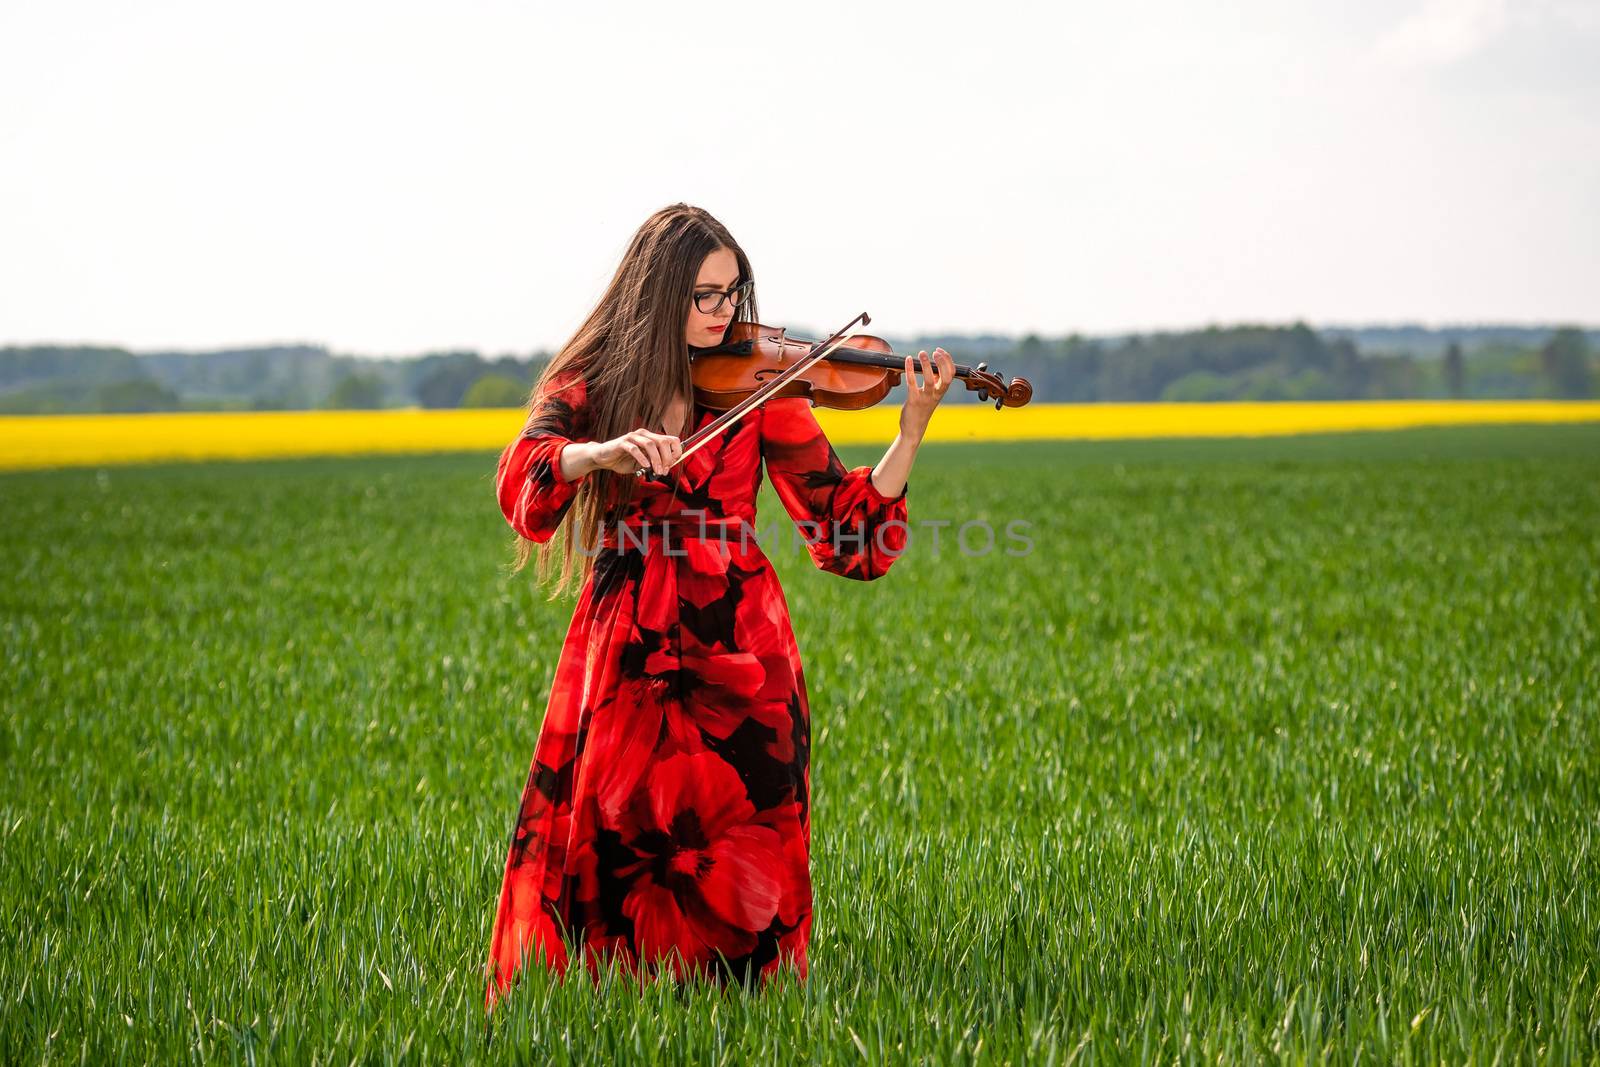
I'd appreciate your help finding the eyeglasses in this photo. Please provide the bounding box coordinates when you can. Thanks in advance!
[693,280,754,315]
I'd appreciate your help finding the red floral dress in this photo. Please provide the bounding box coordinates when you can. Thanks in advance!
[484,370,910,1012]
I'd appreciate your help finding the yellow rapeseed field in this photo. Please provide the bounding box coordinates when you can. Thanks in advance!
[3,400,1599,472]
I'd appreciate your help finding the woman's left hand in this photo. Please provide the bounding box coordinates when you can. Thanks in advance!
[899,348,955,442]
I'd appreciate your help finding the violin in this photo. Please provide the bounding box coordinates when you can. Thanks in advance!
[637,311,1032,482]
[688,319,1033,412]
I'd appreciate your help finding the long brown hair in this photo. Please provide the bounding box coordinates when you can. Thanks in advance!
[508,203,760,598]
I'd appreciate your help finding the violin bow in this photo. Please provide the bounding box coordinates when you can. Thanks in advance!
[633,311,872,481]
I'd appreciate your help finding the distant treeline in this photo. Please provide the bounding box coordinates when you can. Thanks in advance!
[2,323,1595,414]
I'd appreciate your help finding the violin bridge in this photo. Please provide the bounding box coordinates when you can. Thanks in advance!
[777,336,808,365]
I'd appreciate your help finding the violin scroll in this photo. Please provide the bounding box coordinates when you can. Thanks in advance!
[962,360,1033,410]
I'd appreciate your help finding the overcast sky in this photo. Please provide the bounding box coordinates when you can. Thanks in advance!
[2,0,1596,356]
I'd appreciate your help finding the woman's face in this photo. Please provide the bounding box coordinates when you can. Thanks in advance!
[685,245,741,347]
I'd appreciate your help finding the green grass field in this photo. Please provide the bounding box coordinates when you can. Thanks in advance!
[3,424,1597,1063]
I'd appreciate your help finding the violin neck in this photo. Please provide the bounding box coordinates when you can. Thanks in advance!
[826,346,973,377]
[692,336,974,378]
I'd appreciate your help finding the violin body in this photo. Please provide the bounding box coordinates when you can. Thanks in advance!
[688,320,1032,413]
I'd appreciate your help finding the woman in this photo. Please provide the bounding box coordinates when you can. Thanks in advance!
[484,203,954,1013]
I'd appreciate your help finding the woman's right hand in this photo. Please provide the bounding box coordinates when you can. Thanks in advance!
[587,428,684,476]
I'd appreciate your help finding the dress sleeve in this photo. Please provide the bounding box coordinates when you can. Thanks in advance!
[758,395,909,581]
[495,371,591,543]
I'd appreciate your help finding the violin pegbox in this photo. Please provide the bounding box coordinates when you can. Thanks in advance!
[975,361,998,408]
[962,360,1033,410]
[968,361,1001,409]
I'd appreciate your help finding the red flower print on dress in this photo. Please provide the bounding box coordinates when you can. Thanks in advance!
[613,751,785,978]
